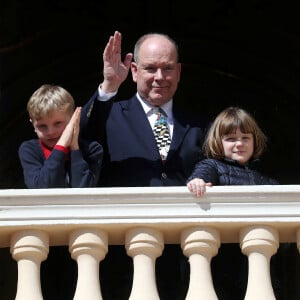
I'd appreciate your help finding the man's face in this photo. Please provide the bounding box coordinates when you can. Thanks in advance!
[131,36,181,106]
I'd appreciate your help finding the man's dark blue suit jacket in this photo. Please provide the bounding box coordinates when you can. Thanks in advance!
[80,92,209,187]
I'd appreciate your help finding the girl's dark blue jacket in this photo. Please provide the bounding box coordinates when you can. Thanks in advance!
[18,139,103,188]
[187,158,278,185]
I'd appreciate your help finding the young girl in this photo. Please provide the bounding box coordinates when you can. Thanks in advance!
[187,106,278,197]
[186,106,282,299]
[18,84,103,188]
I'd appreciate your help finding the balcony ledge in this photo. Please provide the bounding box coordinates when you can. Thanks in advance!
[1,185,300,246]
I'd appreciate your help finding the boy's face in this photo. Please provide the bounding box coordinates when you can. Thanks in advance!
[31,110,72,148]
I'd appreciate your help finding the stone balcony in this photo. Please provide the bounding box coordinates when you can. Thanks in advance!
[0,185,300,299]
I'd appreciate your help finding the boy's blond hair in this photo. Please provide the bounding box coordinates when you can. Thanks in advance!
[27,84,74,121]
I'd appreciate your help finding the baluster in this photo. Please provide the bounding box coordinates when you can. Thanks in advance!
[10,230,49,300]
[181,227,220,300]
[69,229,108,300]
[240,225,279,300]
[297,228,300,253]
[126,227,164,300]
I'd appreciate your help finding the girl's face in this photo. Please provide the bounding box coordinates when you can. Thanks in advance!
[31,110,71,148]
[221,128,254,165]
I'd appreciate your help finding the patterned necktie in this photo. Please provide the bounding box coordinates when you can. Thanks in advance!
[152,107,171,161]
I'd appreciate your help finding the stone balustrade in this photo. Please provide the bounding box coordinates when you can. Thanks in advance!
[1,185,300,299]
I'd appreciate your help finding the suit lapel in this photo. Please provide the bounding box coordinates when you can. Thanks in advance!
[167,108,190,161]
[121,97,161,158]
[120,97,191,161]
[170,118,189,149]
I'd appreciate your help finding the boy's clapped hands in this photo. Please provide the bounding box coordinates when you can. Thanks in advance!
[57,107,82,150]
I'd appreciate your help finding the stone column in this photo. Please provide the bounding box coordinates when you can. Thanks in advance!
[126,227,164,300]
[240,225,279,300]
[69,228,108,300]
[10,230,49,300]
[296,228,300,253]
[181,226,220,300]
